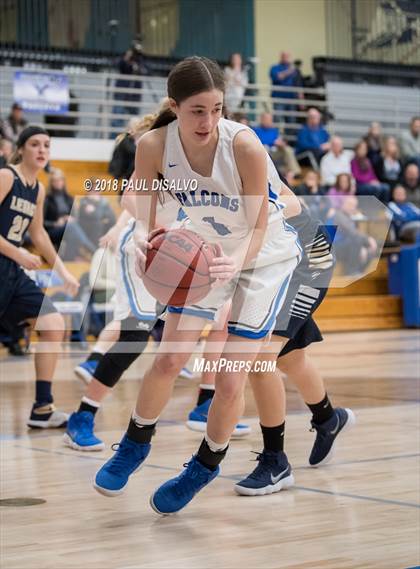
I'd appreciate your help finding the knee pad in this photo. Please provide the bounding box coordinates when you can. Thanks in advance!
[93,318,150,388]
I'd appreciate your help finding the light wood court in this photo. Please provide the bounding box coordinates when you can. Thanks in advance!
[1,330,419,569]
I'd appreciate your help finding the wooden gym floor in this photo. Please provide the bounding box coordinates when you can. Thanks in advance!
[0,329,419,569]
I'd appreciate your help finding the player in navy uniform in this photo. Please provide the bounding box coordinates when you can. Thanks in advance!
[0,126,79,428]
[235,196,355,495]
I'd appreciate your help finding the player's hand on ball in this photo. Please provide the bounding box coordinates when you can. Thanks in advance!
[134,227,166,278]
[209,243,239,287]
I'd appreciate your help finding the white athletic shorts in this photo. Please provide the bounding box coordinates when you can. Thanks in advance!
[168,227,301,339]
[113,219,161,324]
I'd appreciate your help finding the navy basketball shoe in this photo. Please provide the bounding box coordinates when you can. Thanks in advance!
[234,450,294,496]
[309,407,356,467]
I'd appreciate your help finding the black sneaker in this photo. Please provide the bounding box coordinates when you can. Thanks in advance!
[309,407,356,467]
[234,450,294,496]
[27,403,69,429]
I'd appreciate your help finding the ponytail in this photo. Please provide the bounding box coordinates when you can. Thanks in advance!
[150,107,177,131]
[9,149,22,165]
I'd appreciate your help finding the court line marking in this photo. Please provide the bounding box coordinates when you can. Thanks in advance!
[1,400,418,441]
[287,486,420,510]
[321,389,420,404]
[8,444,420,510]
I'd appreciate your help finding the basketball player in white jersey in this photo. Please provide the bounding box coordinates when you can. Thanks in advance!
[94,56,303,514]
[65,112,252,451]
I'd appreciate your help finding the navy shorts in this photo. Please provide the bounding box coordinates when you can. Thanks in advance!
[0,256,57,331]
[273,257,333,357]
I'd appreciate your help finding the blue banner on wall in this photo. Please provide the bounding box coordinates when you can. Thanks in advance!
[13,71,69,114]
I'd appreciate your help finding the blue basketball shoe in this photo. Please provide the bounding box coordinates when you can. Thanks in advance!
[150,456,219,515]
[309,407,356,467]
[94,434,151,496]
[186,399,251,437]
[63,411,104,451]
[234,450,294,496]
[74,360,98,384]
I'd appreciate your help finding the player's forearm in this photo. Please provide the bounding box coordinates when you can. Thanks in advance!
[279,185,302,218]
[0,236,21,263]
[121,191,137,218]
[31,229,65,275]
[115,208,132,230]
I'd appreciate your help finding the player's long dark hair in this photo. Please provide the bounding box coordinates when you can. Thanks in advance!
[150,56,225,131]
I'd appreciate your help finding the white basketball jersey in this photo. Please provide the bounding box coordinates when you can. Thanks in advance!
[162,118,299,263]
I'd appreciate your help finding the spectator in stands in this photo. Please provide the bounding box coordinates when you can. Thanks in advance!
[320,135,353,187]
[269,51,298,124]
[44,168,96,261]
[108,117,138,182]
[224,53,248,114]
[0,138,13,168]
[0,121,4,140]
[375,136,403,189]
[400,117,420,167]
[388,184,420,242]
[252,112,279,148]
[295,107,330,168]
[327,173,356,210]
[78,190,116,248]
[112,42,149,130]
[0,321,28,356]
[294,169,331,221]
[351,140,390,203]
[45,91,79,138]
[364,121,384,168]
[231,112,249,125]
[0,103,28,144]
[332,195,377,275]
[400,162,420,207]
[252,112,300,178]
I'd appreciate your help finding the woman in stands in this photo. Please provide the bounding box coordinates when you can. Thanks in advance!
[0,126,79,428]
[44,168,96,260]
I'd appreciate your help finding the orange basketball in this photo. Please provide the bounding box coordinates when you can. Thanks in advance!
[143,229,216,307]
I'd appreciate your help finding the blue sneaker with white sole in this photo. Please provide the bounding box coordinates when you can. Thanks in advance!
[186,399,251,437]
[309,407,356,467]
[234,450,294,496]
[150,455,219,515]
[63,411,104,451]
[74,360,98,384]
[94,434,151,496]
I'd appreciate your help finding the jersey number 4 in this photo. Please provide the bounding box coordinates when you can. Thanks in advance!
[7,215,30,243]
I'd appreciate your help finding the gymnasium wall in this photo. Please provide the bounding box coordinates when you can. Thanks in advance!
[254,0,327,83]
[40,138,115,196]
[172,0,254,61]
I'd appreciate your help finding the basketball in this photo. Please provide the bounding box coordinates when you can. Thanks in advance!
[142,228,216,307]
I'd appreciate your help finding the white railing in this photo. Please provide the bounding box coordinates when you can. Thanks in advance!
[0,65,419,147]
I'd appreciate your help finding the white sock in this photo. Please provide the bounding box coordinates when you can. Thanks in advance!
[132,410,159,427]
[91,346,105,355]
[81,396,101,408]
[200,384,215,391]
[205,433,229,453]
